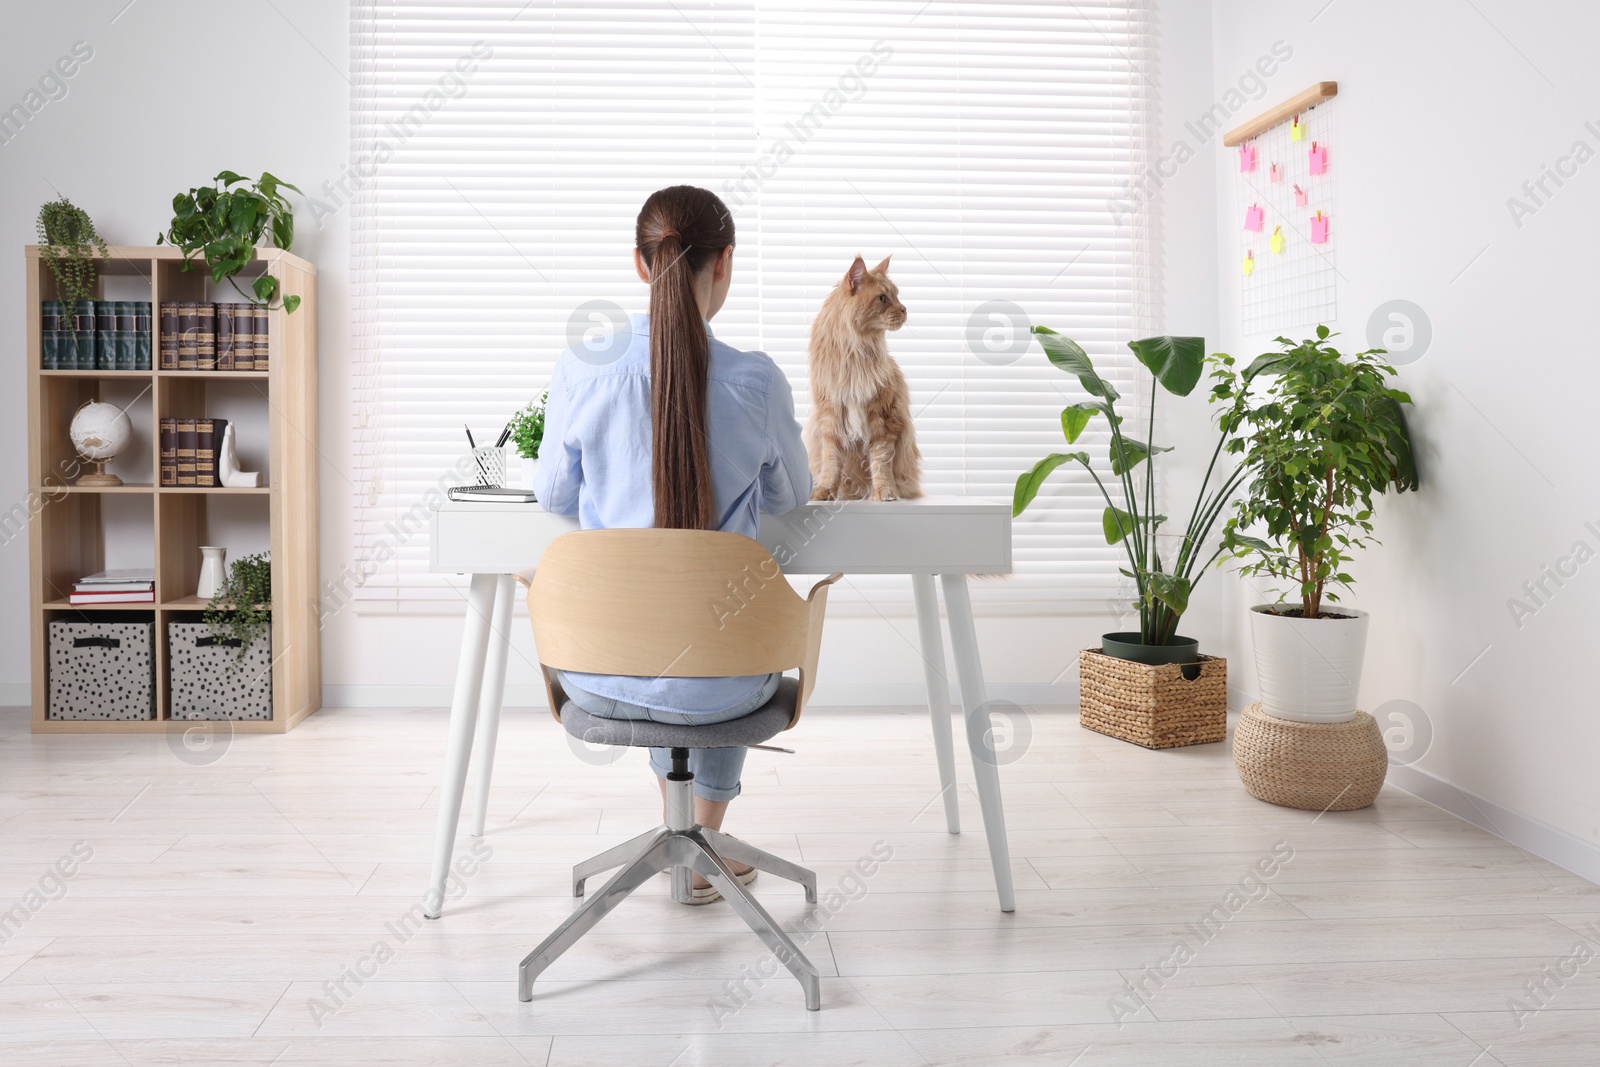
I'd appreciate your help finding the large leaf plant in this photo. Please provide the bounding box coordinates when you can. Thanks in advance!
[1213,327,1418,618]
[158,171,303,313]
[1014,330,1249,646]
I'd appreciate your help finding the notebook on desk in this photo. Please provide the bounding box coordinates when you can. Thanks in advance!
[447,485,538,503]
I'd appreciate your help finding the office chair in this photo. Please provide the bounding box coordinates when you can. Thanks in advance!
[515,529,841,1010]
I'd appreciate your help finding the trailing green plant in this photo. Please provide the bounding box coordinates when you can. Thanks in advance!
[157,171,303,313]
[36,197,108,326]
[1014,330,1253,646]
[507,390,548,459]
[203,552,272,662]
[1212,327,1419,618]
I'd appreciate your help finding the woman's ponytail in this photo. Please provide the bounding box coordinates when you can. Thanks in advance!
[636,187,735,530]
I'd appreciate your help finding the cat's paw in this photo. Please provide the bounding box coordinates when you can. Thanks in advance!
[812,485,839,501]
[870,485,897,501]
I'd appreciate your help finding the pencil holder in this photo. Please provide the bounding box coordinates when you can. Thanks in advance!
[471,446,506,487]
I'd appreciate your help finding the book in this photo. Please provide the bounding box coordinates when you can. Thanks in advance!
[76,568,156,584]
[135,301,153,370]
[447,485,539,502]
[73,579,155,593]
[114,301,138,371]
[95,301,116,370]
[232,305,254,370]
[216,304,236,371]
[197,303,217,371]
[196,418,226,486]
[68,589,155,604]
[159,302,180,369]
[72,301,96,370]
[177,302,199,370]
[177,418,199,486]
[251,305,269,371]
[41,300,63,370]
[159,418,178,486]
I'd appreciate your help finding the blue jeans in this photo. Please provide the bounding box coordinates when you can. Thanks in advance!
[555,671,783,802]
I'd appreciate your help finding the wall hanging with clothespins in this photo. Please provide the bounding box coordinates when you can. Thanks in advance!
[1223,80,1339,333]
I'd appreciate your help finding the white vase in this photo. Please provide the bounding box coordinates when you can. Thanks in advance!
[521,455,541,491]
[196,546,228,600]
[1249,604,1370,723]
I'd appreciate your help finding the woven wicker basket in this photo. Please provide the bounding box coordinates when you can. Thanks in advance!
[1233,702,1387,811]
[1078,648,1227,749]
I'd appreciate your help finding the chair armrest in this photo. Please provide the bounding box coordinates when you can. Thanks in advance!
[791,572,843,727]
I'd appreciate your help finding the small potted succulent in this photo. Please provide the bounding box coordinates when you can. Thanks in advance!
[507,390,547,488]
[1212,327,1418,723]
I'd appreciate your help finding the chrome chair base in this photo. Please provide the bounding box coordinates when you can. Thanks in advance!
[519,774,822,1009]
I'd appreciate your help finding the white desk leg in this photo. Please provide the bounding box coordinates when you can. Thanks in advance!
[425,571,497,919]
[470,573,515,837]
[940,573,1016,913]
[911,574,960,835]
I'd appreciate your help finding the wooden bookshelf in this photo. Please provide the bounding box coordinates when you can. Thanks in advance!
[24,245,321,733]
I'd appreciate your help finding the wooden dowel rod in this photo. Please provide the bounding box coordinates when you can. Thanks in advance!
[1223,81,1338,147]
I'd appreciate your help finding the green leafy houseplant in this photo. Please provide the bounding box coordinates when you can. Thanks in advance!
[1014,330,1250,652]
[1213,327,1418,618]
[203,552,272,661]
[508,391,548,459]
[157,171,303,313]
[37,197,108,323]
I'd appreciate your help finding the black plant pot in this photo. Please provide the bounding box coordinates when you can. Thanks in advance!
[1099,631,1200,666]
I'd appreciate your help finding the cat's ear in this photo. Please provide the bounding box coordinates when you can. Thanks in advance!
[873,255,892,275]
[845,255,867,293]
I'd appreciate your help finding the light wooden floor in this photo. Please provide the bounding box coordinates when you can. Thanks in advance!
[1,703,1597,1066]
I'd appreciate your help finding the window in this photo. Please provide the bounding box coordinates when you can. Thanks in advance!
[350,0,1154,612]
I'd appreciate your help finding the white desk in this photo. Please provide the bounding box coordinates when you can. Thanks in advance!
[426,496,1017,915]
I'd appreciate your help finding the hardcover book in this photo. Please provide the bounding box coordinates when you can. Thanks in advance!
[159,302,180,369]
[41,300,63,370]
[195,418,227,487]
[177,302,199,371]
[159,418,178,486]
[216,304,236,371]
[251,305,269,371]
[176,417,199,486]
[197,303,217,371]
[232,305,254,371]
[95,301,116,370]
[114,301,138,371]
[135,301,153,370]
[72,301,97,370]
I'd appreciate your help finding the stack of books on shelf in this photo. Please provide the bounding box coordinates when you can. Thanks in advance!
[157,302,269,372]
[159,418,230,487]
[69,569,155,605]
[41,300,153,371]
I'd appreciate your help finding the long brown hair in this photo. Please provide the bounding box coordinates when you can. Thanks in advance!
[635,186,735,530]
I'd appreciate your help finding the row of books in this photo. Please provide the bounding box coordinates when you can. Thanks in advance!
[159,303,270,372]
[159,418,230,487]
[70,568,155,605]
[41,301,153,371]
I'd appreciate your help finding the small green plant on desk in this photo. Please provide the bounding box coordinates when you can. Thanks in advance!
[203,552,272,662]
[158,170,304,313]
[37,197,109,329]
[507,390,548,459]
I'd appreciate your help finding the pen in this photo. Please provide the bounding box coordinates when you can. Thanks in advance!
[464,425,477,448]
[465,424,491,483]
[494,422,511,449]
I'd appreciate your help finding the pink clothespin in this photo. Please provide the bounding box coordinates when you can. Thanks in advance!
[1309,142,1329,175]
[1244,204,1265,232]
[1239,143,1257,172]
[1310,211,1330,244]
[1242,250,1256,276]
[1293,184,1308,207]
[1269,162,1283,183]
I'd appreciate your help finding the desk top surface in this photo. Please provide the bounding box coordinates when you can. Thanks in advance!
[434,495,1010,516]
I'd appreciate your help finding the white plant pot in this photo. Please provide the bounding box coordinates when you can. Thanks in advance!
[1249,604,1370,723]
[521,455,541,491]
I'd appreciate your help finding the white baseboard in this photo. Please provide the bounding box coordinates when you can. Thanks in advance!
[320,680,1079,710]
[1386,761,1600,885]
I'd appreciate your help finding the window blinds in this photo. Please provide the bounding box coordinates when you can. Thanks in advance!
[349,0,1154,612]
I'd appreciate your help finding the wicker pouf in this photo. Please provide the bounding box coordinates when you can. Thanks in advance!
[1078,649,1227,749]
[1233,702,1388,811]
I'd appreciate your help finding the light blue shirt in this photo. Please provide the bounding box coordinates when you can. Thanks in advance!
[535,313,812,714]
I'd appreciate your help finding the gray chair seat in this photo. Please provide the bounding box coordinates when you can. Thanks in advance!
[560,677,798,750]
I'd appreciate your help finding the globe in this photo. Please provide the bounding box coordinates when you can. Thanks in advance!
[69,401,132,486]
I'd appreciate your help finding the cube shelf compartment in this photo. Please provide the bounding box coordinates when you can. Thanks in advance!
[25,245,321,733]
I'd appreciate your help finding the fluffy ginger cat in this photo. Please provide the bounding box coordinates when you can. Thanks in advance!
[803,255,922,501]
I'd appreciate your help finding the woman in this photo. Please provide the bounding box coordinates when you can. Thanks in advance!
[534,185,812,903]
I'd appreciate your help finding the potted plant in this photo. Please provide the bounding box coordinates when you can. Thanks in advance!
[1014,329,1246,664]
[1212,327,1418,723]
[37,197,109,337]
[157,171,303,313]
[203,551,272,663]
[507,390,548,487]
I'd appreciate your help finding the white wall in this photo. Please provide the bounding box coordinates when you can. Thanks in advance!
[1,1,1226,711]
[1210,0,1600,851]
